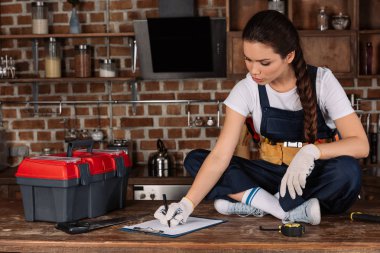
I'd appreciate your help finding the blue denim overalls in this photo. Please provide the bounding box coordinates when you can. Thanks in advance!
[184,66,361,214]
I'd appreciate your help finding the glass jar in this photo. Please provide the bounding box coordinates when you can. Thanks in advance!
[317,6,329,31]
[99,59,116,77]
[75,44,91,77]
[42,147,52,155]
[194,116,204,127]
[65,129,77,142]
[45,37,61,78]
[32,1,48,34]
[78,129,90,139]
[268,0,285,15]
[206,116,215,127]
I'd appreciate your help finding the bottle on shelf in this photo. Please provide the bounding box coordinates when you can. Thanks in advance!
[45,37,62,78]
[364,42,373,75]
[69,7,81,34]
[317,6,329,31]
[267,0,285,15]
[74,44,91,77]
[99,59,116,77]
[31,1,48,34]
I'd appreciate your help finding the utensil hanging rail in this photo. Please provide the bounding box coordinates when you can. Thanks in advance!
[0,100,222,119]
[0,99,221,105]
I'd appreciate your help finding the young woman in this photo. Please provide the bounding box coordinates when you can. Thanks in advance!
[154,10,369,226]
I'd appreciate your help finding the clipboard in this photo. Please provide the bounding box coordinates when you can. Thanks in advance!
[121,216,226,238]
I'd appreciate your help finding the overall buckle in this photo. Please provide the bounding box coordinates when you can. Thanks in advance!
[283,142,303,148]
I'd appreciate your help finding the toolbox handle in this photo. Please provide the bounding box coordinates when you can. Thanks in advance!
[67,139,94,157]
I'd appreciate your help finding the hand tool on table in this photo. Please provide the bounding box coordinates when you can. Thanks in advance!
[56,213,149,234]
[259,223,305,237]
[350,212,380,223]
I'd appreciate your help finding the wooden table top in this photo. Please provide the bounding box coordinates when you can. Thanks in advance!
[0,199,380,252]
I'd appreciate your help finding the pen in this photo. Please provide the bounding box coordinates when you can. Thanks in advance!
[163,194,171,228]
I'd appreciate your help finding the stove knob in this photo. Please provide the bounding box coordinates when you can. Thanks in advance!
[140,193,146,199]
[150,193,156,200]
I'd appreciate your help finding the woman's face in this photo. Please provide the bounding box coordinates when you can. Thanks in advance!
[243,40,293,85]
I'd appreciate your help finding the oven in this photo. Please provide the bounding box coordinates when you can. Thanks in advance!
[133,185,191,200]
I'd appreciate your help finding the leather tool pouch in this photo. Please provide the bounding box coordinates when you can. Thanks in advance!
[259,138,333,165]
[259,140,301,166]
[282,146,300,165]
[259,141,284,165]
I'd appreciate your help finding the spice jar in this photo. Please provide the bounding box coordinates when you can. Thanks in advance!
[99,59,116,77]
[74,44,91,77]
[32,1,48,34]
[45,37,61,78]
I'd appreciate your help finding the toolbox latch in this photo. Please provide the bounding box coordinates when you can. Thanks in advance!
[78,164,90,185]
[115,157,126,178]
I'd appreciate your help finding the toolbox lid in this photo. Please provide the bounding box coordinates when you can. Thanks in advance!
[30,155,81,163]
[16,155,84,180]
[71,150,116,175]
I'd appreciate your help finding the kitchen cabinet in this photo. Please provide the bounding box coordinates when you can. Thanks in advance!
[226,0,363,79]
[358,0,380,77]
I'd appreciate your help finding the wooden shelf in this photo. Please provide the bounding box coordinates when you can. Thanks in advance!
[0,77,136,83]
[0,32,134,40]
[359,30,380,34]
[298,30,355,36]
[357,75,380,79]
[128,165,193,185]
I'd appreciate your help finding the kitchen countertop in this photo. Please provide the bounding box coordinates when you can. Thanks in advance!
[0,199,380,252]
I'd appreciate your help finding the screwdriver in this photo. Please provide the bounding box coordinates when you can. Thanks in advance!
[350,212,380,223]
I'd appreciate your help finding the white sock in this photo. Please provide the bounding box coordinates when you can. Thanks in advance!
[242,187,286,220]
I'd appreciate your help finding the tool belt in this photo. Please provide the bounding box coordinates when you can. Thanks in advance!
[259,137,333,166]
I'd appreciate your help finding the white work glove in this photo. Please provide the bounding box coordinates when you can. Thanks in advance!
[280,144,321,199]
[154,197,194,227]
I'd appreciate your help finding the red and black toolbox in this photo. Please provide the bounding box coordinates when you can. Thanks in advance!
[15,140,132,222]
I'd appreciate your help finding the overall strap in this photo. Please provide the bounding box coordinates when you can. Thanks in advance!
[307,64,318,91]
[258,65,318,112]
[258,85,270,110]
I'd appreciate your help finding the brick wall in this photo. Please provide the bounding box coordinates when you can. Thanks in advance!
[0,0,378,168]
[0,0,229,167]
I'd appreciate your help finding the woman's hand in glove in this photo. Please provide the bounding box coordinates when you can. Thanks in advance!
[154,197,194,227]
[280,144,321,199]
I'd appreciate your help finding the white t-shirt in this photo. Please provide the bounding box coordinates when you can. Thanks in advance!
[224,67,354,135]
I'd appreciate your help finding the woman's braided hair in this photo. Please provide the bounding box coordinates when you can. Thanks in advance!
[242,10,317,143]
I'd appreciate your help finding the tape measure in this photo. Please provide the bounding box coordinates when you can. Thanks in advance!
[280,223,305,237]
[259,223,305,237]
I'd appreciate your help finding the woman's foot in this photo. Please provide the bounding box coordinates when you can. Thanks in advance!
[214,199,266,217]
[282,198,321,225]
